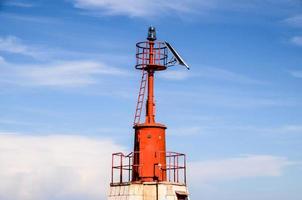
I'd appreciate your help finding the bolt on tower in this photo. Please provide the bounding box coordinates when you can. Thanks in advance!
[108,27,190,200]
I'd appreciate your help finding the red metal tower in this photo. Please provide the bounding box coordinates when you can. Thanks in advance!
[132,26,168,182]
[109,27,189,200]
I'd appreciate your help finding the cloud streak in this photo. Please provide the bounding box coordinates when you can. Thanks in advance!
[0,133,126,200]
[189,155,292,184]
[290,36,302,46]
[72,0,199,17]
[1,60,128,87]
[4,1,34,8]
[0,13,57,24]
[159,69,191,81]
[0,35,96,60]
[198,67,266,84]
[289,70,302,78]
[0,35,41,58]
[0,134,295,200]
[70,0,299,18]
[159,67,266,85]
[284,14,302,27]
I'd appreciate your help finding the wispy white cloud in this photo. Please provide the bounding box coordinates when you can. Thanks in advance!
[159,66,266,85]
[0,119,34,126]
[205,124,302,135]
[290,36,302,46]
[0,55,6,64]
[0,13,57,23]
[189,155,292,183]
[1,60,128,87]
[0,35,86,60]
[72,0,200,17]
[168,126,202,136]
[284,14,302,27]
[280,125,302,133]
[4,1,34,8]
[0,35,42,58]
[0,34,130,88]
[159,69,191,80]
[165,123,302,138]
[0,133,125,200]
[0,133,295,200]
[198,67,267,84]
[289,70,302,78]
[160,88,297,108]
[70,0,298,18]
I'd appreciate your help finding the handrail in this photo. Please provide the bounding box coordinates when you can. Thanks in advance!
[111,151,186,185]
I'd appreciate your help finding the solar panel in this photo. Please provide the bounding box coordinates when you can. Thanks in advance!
[165,42,190,70]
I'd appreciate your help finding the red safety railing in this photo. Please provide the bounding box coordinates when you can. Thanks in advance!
[135,41,168,70]
[111,151,186,185]
[165,152,186,184]
[111,152,133,184]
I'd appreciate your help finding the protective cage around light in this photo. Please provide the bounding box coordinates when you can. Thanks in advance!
[135,41,168,70]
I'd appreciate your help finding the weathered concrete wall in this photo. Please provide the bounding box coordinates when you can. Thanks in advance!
[108,182,189,200]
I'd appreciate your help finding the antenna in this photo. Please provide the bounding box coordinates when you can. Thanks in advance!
[165,42,190,70]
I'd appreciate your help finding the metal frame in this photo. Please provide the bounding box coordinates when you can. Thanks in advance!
[111,151,186,185]
[135,41,168,70]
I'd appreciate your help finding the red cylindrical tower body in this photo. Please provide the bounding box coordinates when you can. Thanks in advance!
[133,123,166,182]
[132,27,168,182]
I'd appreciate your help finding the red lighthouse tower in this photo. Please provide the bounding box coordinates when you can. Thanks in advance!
[109,27,190,200]
[132,26,168,183]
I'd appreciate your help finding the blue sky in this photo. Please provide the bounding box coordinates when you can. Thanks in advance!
[0,0,302,200]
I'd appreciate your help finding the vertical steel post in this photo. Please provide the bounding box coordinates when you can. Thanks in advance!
[177,155,179,183]
[120,154,123,183]
[184,155,187,184]
[173,155,176,182]
[128,154,131,182]
[146,41,155,124]
[111,154,114,184]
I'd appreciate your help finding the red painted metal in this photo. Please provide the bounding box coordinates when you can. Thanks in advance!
[133,69,147,125]
[111,28,187,185]
[132,39,169,182]
[133,123,167,182]
[133,41,168,125]
[111,151,186,185]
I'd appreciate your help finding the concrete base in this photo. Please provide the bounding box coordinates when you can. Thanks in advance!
[108,182,189,200]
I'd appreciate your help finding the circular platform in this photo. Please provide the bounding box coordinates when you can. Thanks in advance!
[135,64,167,71]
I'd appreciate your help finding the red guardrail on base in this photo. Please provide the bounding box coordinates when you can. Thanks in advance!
[111,151,186,185]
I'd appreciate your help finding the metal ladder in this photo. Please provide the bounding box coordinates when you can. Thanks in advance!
[133,69,147,125]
